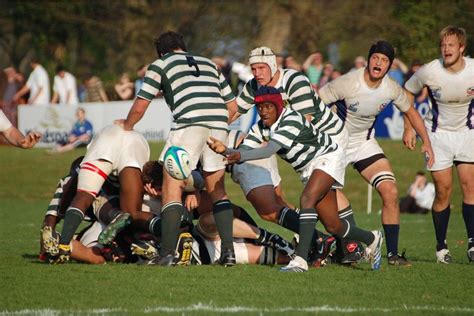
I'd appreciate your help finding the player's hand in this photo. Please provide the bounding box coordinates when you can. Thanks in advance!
[225,151,241,164]
[144,183,161,198]
[402,128,417,150]
[114,119,126,129]
[20,131,42,148]
[185,192,200,211]
[207,137,227,154]
[421,142,435,169]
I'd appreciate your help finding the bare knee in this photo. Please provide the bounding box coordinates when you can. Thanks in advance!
[377,182,398,204]
[259,212,278,223]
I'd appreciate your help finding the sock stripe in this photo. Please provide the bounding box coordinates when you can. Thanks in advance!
[162,201,182,211]
[342,219,351,238]
[67,207,85,219]
[278,207,289,226]
[339,209,353,218]
[149,216,160,232]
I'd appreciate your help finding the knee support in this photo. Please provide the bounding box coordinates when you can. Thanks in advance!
[78,160,113,197]
[369,171,395,190]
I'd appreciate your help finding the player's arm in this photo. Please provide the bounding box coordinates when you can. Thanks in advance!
[227,99,241,124]
[2,126,41,148]
[403,105,434,167]
[122,97,150,131]
[207,136,281,164]
[402,91,417,150]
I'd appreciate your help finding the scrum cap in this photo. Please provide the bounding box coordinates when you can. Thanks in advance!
[254,86,284,117]
[249,46,278,77]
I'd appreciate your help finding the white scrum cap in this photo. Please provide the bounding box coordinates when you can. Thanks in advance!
[248,46,278,77]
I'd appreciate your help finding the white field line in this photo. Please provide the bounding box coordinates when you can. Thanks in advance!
[1,303,474,315]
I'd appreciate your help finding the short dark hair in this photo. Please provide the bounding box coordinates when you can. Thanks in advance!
[56,64,66,73]
[142,161,164,189]
[416,171,425,176]
[154,31,187,57]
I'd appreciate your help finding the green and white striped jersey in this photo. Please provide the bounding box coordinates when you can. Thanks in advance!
[237,69,344,135]
[138,52,235,131]
[240,108,338,172]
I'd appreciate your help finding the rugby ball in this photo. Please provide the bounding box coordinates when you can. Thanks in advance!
[163,146,191,180]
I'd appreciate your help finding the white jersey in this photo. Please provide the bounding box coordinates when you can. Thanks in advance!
[0,110,12,132]
[26,65,50,105]
[405,57,474,132]
[319,67,411,140]
[53,72,79,105]
[413,182,435,210]
[82,125,150,173]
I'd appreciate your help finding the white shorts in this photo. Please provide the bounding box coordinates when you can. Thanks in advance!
[231,155,281,196]
[78,221,105,248]
[83,125,150,173]
[428,129,474,171]
[159,126,227,172]
[300,128,348,188]
[192,238,249,264]
[345,137,384,166]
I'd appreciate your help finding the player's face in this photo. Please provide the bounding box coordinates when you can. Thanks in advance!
[257,102,278,127]
[441,35,464,68]
[251,63,272,85]
[368,53,390,80]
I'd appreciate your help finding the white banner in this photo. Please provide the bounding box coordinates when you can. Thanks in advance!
[18,99,173,147]
[18,99,258,148]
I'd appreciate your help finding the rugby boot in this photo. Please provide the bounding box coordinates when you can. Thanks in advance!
[98,212,131,245]
[217,248,236,267]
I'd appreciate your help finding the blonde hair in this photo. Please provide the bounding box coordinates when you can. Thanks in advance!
[439,26,467,53]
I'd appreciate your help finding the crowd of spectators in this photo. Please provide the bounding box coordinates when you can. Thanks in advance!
[1,51,428,129]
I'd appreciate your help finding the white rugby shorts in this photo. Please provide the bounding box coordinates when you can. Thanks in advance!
[428,129,474,171]
[300,128,348,188]
[159,126,227,172]
[83,125,150,173]
[345,137,385,166]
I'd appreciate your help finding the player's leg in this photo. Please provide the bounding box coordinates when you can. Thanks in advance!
[157,170,186,261]
[359,157,407,265]
[52,160,113,264]
[334,190,364,264]
[456,162,474,263]
[203,127,236,266]
[431,168,453,263]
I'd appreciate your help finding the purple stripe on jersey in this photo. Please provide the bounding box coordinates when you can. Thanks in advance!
[467,99,474,130]
[427,88,439,132]
[366,115,377,140]
[334,100,347,126]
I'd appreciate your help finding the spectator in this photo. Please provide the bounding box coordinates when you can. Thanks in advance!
[302,51,324,89]
[14,72,28,105]
[84,75,108,102]
[1,67,20,126]
[317,63,334,89]
[13,58,50,105]
[388,58,408,86]
[135,64,148,96]
[399,171,435,214]
[51,65,79,105]
[212,57,233,85]
[351,56,367,72]
[331,69,342,80]
[406,60,428,103]
[284,55,302,71]
[114,73,134,100]
[48,107,93,154]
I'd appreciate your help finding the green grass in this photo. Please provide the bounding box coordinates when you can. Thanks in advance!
[0,140,472,315]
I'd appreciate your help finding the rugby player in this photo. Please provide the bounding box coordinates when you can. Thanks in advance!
[318,40,434,266]
[119,31,238,266]
[404,26,474,264]
[208,87,383,272]
[49,125,151,263]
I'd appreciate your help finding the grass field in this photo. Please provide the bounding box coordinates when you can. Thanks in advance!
[0,140,472,315]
